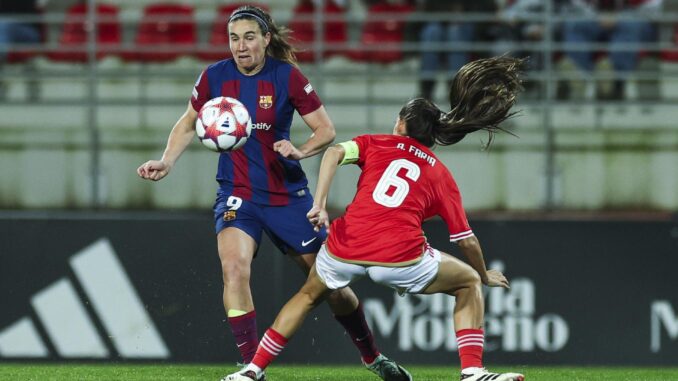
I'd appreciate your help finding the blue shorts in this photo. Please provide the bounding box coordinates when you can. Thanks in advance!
[213,190,327,255]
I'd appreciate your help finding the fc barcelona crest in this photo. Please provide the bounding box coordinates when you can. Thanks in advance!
[259,95,273,109]
[223,210,237,221]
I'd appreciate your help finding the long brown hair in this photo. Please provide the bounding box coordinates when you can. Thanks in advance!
[229,5,298,66]
[401,56,525,148]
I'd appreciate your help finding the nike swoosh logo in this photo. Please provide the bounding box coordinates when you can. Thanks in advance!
[301,237,317,247]
[237,342,247,348]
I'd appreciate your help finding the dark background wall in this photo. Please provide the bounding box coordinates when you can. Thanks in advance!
[1,212,677,365]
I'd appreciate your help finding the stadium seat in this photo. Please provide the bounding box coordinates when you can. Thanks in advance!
[122,3,196,62]
[47,3,121,62]
[346,1,414,64]
[288,0,347,62]
[662,25,678,62]
[195,3,270,62]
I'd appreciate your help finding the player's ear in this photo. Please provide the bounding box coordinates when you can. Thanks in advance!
[396,119,407,136]
[263,32,271,48]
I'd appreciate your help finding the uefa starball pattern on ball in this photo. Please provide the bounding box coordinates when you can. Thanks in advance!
[196,97,253,152]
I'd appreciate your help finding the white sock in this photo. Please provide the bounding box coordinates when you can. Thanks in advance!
[461,367,484,375]
[245,363,262,378]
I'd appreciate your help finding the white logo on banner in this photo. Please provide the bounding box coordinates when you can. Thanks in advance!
[0,238,170,359]
[362,260,569,352]
[651,300,678,352]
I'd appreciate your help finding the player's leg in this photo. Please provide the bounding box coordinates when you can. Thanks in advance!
[264,201,411,381]
[217,227,259,361]
[287,250,383,364]
[224,248,351,381]
[226,265,332,381]
[263,200,382,361]
[287,247,412,381]
[420,251,524,381]
[214,195,263,366]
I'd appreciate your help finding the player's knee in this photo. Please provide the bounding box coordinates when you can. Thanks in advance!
[298,288,322,308]
[453,270,482,301]
[465,269,482,290]
[221,260,251,287]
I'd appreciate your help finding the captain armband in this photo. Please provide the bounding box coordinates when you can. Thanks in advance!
[337,141,360,166]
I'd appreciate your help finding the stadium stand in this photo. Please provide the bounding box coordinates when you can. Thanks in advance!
[121,3,196,62]
[345,0,414,64]
[47,3,121,62]
[288,0,348,62]
[663,24,678,61]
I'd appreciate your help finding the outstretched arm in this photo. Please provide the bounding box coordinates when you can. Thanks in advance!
[457,235,508,288]
[274,106,336,160]
[137,102,198,181]
[307,144,345,232]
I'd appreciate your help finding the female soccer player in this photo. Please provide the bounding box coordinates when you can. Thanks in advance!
[225,57,527,381]
[137,6,407,381]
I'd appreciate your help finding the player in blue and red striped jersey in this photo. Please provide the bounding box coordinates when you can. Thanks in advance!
[226,57,527,381]
[137,5,409,381]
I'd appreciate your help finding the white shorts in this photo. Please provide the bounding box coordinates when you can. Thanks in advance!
[315,244,442,295]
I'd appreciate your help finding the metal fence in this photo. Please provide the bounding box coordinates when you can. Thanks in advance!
[1,1,677,210]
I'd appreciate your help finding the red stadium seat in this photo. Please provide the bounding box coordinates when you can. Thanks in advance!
[347,1,414,64]
[288,0,347,62]
[662,25,678,62]
[122,3,196,62]
[195,3,270,62]
[47,3,121,62]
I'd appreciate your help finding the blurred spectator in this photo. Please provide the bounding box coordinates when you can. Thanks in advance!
[562,0,662,100]
[495,0,571,98]
[416,0,497,101]
[0,0,42,99]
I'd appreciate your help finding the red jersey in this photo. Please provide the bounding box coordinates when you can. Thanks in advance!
[326,135,473,266]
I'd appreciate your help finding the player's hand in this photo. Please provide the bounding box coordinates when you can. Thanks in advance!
[307,205,329,233]
[137,160,171,181]
[273,139,305,160]
[484,269,509,289]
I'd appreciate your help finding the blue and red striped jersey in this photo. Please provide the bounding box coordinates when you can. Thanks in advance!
[191,57,322,206]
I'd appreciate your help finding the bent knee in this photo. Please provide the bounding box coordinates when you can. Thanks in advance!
[464,269,482,289]
[297,288,324,308]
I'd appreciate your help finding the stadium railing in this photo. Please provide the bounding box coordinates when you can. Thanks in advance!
[1,0,677,209]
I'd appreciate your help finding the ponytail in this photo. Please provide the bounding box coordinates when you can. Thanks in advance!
[229,6,298,66]
[439,56,526,147]
[401,57,525,148]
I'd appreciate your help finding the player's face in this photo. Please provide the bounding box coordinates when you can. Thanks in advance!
[229,19,271,74]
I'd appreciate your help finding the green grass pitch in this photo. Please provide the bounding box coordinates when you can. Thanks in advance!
[1,364,677,381]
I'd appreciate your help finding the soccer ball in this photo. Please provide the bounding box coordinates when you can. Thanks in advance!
[196,97,252,152]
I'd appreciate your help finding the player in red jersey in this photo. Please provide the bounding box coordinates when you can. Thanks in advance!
[225,57,527,381]
[137,5,408,381]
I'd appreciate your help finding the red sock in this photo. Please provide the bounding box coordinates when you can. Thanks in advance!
[334,303,380,364]
[456,328,484,370]
[251,328,289,370]
[228,310,258,364]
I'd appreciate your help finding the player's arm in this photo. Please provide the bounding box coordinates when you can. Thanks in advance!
[457,236,508,288]
[297,106,336,158]
[137,102,198,181]
[274,106,335,160]
[457,236,489,283]
[307,143,348,231]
